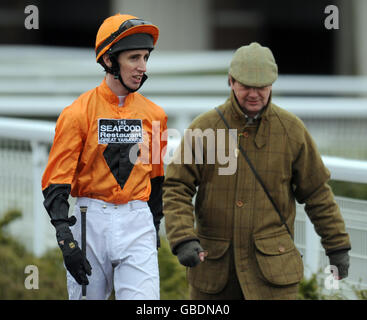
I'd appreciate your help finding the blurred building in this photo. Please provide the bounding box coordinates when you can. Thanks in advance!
[0,0,366,75]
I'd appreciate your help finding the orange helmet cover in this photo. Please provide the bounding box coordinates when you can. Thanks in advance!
[95,13,159,62]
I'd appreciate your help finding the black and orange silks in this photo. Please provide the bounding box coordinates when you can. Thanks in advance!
[42,79,167,230]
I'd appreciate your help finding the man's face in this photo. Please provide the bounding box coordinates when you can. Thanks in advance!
[229,77,272,117]
[117,49,150,91]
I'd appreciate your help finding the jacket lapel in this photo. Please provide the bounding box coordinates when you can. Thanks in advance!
[254,116,268,149]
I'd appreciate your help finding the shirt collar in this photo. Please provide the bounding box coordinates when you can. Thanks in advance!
[244,109,263,125]
[228,90,272,149]
[229,90,272,125]
[98,78,133,106]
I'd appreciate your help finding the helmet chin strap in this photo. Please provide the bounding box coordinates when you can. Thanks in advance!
[115,73,148,93]
[109,54,147,93]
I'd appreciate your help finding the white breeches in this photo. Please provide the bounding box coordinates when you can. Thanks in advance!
[66,197,159,300]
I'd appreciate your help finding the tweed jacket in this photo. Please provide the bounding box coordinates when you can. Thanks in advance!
[163,91,351,299]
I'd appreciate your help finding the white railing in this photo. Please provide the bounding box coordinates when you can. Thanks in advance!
[0,118,53,256]
[2,74,367,96]
[2,48,367,160]
[1,45,367,94]
[1,45,367,97]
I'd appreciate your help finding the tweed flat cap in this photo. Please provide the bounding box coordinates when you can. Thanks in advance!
[229,42,278,87]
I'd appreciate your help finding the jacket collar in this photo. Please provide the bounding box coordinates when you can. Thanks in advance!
[229,90,272,149]
[98,78,134,106]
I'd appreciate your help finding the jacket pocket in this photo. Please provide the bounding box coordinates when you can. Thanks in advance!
[187,234,231,294]
[254,231,303,286]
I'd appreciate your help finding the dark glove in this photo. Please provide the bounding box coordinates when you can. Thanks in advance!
[147,176,164,250]
[176,240,204,267]
[155,228,161,249]
[328,250,350,280]
[55,222,92,285]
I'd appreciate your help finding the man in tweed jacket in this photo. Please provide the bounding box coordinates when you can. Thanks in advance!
[163,42,351,300]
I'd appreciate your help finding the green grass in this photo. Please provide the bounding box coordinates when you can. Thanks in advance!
[0,209,188,300]
[1,208,365,300]
[329,180,367,200]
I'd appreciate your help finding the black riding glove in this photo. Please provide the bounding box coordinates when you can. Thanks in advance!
[328,249,350,280]
[55,222,92,285]
[176,240,204,267]
[154,225,161,249]
[147,176,164,250]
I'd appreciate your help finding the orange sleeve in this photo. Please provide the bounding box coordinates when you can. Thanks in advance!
[147,112,167,248]
[150,113,167,179]
[42,106,83,190]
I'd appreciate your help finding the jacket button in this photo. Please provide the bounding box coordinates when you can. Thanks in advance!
[278,246,285,253]
[236,200,244,208]
[102,205,107,209]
